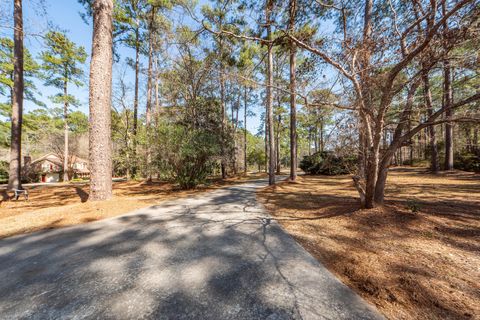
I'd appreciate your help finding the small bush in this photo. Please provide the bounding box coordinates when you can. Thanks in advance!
[299,151,357,175]
[0,160,8,184]
[454,151,480,172]
[152,99,227,189]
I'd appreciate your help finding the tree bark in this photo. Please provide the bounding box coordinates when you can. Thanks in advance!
[8,0,24,191]
[131,24,140,177]
[266,0,275,185]
[244,85,248,174]
[89,0,113,201]
[145,7,155,182]
[443,3,454,171]
[275,113,281,175]
[63,80,69,182]
[422,70,439,172]
[288,0,297,181]
[443,60,454,170]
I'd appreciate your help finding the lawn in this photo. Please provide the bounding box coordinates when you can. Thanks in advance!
[257,167,480,320]
[0,173,265,239]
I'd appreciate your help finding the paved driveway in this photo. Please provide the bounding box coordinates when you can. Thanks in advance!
[0,179,383,319]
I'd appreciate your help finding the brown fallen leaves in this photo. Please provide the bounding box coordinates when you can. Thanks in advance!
[257,167,480,320]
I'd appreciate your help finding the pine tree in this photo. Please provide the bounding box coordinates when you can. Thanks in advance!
[88,0,114,200]
[40,31,87,181]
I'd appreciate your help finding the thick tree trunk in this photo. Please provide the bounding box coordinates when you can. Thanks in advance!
[89,0,113,201]
[266,0,275,185]
[63,81,69,182]
[423,71,439,172]
[8,0,24,191]
[288,0,297,181]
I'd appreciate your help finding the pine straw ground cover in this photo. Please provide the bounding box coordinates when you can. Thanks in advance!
[257,167,480,320]
[0,173,266,239]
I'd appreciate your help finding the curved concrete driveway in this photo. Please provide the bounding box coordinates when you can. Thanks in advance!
[0,179,383,319]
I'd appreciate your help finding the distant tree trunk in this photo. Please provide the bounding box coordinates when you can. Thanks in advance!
[8,0,24,191]
[63,80,69,182]
[244,86,248,174]
[265,115,269,173]
[289,0,297,181]
[474,128,479,152]
[443,62,454,170]
[218,17,227,179]
[423,70,439,172]
[154,54,160,116]
[266,0,275,185]
[131,25,140,176]
[145,7,154,182]
[89,0,113,201]
[275,113,281,175]
[319,118,324,152]
[443,3,454,171]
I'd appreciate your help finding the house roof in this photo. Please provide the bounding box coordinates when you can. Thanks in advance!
[30,153,89,168]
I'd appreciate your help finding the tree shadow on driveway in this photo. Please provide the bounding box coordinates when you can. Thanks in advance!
[0,182,382,319]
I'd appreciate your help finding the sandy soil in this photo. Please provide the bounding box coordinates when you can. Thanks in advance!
[0,173,266,239]
[257,167,480,320]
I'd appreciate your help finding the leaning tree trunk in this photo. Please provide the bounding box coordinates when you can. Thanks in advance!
[288,0,297,181]
[265,0,275,185]
[8,0,24,191]
[89,0,113,201]
[63,81,69,182]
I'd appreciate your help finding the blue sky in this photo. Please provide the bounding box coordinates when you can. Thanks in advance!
[1,0,342,135]
[1,0,266,134]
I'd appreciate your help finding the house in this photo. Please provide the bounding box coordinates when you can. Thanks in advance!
[25,153,89,183]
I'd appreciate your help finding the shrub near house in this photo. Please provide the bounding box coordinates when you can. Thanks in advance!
[300,151,357,175]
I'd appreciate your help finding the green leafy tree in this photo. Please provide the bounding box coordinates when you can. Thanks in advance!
[0,37,42,120]
[40,30,87,181]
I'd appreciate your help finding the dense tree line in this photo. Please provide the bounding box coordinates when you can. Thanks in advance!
[1,0,478,207]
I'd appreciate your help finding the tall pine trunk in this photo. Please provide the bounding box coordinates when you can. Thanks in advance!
[63,81,69,181]
[132,25,140,176]
[423,70,439,172]
[244,86,248,174]
[288,0,297,181]
[89,0,113,201]
[443,60,454,170]
[145,7,155,182]
[266,0,275,185]
[8,0,24,191]
[443,3,454,171]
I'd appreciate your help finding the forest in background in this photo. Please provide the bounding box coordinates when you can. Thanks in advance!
[1,0,479,206]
